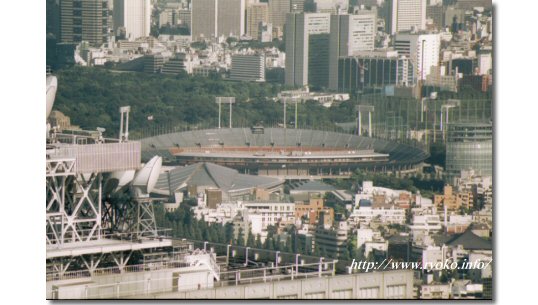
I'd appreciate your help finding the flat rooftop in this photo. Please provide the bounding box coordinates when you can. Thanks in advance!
[46,238,172,259]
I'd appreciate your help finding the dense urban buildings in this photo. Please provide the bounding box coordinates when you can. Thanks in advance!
[45,0,494,300]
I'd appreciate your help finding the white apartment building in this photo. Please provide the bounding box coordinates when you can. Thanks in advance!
[394,32,440,80]
[409,214,442,233]
[242,201,296,231]
[113,0,151,40]
[349,206,406,225]
[193,203,245,224]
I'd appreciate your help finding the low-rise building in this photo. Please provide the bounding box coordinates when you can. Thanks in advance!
[420,283,451,299]
[229,54,265,82]
[314,221,349,257]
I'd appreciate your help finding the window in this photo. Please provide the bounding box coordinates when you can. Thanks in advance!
[359,287,379,299]
[386,285,406,299]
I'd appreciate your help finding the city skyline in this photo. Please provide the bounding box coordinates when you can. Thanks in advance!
[43,0,493,300]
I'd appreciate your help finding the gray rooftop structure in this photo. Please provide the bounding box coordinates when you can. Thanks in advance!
[153,162,284,200]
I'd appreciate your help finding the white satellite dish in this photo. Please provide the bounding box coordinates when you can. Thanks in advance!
[132,156,162,194]
[110,169,136,189]
[46,75,57,119]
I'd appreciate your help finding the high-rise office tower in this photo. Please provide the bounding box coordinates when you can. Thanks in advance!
[291,0,306,12]
[192,0,246,40]
[387,0,427,34]
[393,32,440,80]
[247,2,269,39]
[328,11,377,90]
[308,0,348,14]
[285,12,330,87]
[59,0,110,46]
[218,0,246,37]
[113,0,151,40]
[269,0,290,32]
[192,0,218,39]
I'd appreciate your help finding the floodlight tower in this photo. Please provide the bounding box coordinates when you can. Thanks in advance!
[119,106,131,142]
[423,92,437,145]
[421,92,437,122]
[216,97,236,128]
[355,105,375,137]
[441,99,461,142]
[282,97,300,129]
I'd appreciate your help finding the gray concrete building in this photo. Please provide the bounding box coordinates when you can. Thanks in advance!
[285,12,330,87]
[59,0,110,46]
[328,11,377,90]
[230,54,266,82]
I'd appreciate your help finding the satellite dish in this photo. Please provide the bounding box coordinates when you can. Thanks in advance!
[132,156,162,194]
[46,75,57,119]
[111,170,135,188]
[103,178,119,196]
[105,169,136,195]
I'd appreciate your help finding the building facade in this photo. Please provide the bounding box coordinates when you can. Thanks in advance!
[285,12,330,87]
[113,0,151,40]
[387,0,427,34]
[230,54,266,82]
[445,122,493,185]
[247,2,269,40]
[192,0,246,41]
[269,0,291,31]
[328,11,377,90]
[394,32,440,81]
[337,51,415,92]
[59,0,110,46]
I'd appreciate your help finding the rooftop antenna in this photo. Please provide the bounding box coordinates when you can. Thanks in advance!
[119,106,131,142]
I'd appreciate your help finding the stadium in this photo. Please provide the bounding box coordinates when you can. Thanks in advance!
[140,127,428,179]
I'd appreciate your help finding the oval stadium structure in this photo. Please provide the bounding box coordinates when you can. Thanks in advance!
[140,127,428,179]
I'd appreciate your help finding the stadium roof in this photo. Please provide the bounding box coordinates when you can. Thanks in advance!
[140,128,429,164]
[152,162,283,197]
[290,180,337,192]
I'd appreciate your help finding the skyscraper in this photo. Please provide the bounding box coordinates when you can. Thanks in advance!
[217,0,246,38]
[247,2,269,39]
[113,0,151,40]
[192,0,218,40]
[291,0,306,12]
[269,0,290,30]
[285,12,330,87]
[387,0,427,34]
[328,11,377,90]
[192,0,246,40]
[394,32,440,80]
[59,0,110,46]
